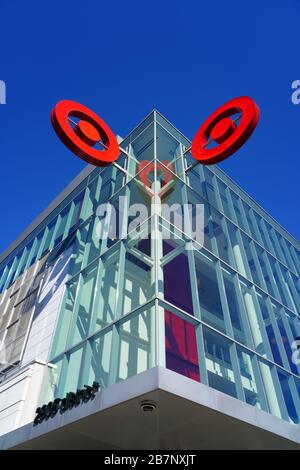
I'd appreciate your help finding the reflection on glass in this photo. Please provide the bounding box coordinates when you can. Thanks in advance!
[92,256,119,332]
[51,280,77,357]
[165,310,200,381]
[212,211,231,265]
[195,256,225,333]
[68,263,98,347]
[118,309,152,381]
[256,246,276,297]
[223,273,249,345]
[87,329,112,388]
[204,327,237,399]
[258,295,284,366]
[273,304,299,375]
[237,346,262,408]
[121,252,152,316]
[217,179,231,219]
[231,192,246,231]
[163,252,194,314]
[277,370,299,424]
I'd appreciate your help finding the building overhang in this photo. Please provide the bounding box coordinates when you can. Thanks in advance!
[1,367,299,450]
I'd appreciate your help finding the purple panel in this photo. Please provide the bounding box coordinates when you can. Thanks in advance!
[163,253,194,314]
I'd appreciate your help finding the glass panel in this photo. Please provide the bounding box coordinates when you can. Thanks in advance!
[156,124,181,167]
[163,251,194,315]
[156,112,190,147]
[16,246,30,278]
[5,256,20,290]
[0,262,11,294]
[231,192,246,231]
[84,177,100,220]
[68,264,98,348]
[86,329,113,388]
[227,221,248,278]
[223,272,249,346]
[121,251,152,317]
[69,192,84,231]
[28,231,43,267]
[187,188,212,252]
[118,308,152,381]
[86,217,102,266]
[257,294,283,365]
[90,255,119,334]
[263,222,276,257]
[69,222,90,276]
[54,206,70,245]
[130,123,155,162]
[267,255,285,304]
[195,255,225,333]
[100,179,112,203]
[41,219,57,257]
[202,168,217,208]
[279,236,296,273]
[258,359,283,419]
[241,234,260,285]
[188,169,201,196]
[63,345,85,395]
[165,310,200,382]
[203,327,238,399]
[270,229,286,264]
[273,303,299,375]
[242,202,256,240]
[236,346,263,409]
[256,246,275,297]
[217,179,231,219]
[258,218,272,252]
[212,211,231,265]
[279,266,298,311]
[277,370,299,424]
[51,280,77,357]
[122,113,154,148]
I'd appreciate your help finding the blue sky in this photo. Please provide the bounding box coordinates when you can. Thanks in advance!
[0,0,299,253]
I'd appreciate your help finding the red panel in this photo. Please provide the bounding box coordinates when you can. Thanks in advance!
[165,310,200,382]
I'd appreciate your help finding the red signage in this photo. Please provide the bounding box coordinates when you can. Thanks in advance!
[51,96,260,167]
[50,100,120,166]
[191,96,260,165]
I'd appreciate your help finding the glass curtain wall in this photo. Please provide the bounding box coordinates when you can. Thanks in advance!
[0,111,299,426]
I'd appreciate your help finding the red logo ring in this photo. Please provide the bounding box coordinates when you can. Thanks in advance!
[191,96,260,165]
[50,100,120,167]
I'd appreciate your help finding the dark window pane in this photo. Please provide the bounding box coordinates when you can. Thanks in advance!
[163,253,193,314]
[195,257,225,333]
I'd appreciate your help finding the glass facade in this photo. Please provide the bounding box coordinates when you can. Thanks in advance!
[0,110,300,426]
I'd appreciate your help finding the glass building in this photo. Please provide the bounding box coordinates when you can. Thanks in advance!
[0,110,299,449]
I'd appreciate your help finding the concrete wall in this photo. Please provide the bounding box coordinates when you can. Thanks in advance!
[0,361,48,436]
[21,247,72,366]
[0,247,72,436]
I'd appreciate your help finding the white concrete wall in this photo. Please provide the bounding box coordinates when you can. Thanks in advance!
[21,247,72,367]
[0,247,72,436]
[0,361,47,436]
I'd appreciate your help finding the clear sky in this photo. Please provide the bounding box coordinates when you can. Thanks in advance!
[0,0,299,254]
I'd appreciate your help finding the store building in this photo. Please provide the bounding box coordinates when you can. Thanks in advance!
[0,110,299,449]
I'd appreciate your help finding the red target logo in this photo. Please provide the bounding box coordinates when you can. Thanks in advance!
[50,100,120,167]
[51,96,259,168]
[191,96,260,165]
